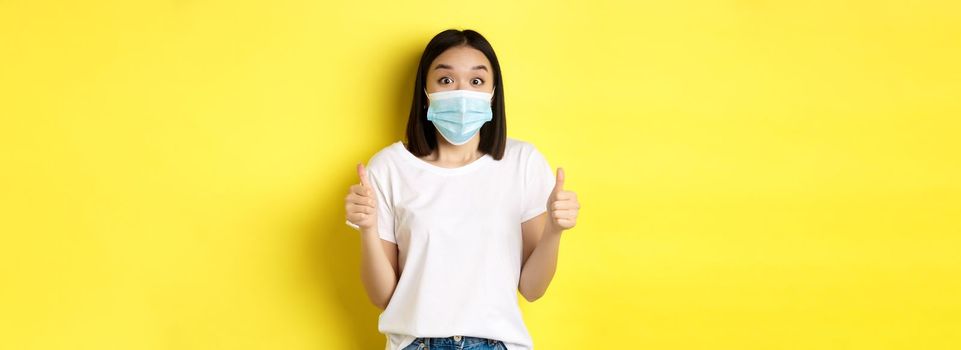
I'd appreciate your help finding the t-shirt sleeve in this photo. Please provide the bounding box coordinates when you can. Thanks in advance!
[345,156,396,244]
[521,145,556,223]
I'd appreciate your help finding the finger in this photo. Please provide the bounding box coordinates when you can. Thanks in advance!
[557,218,576,227]
[346,193,375,207]
[347,203,374,215]
[347,212,368,223]
[552,167,565,193]
[551,200,580,210]
[552,209,578,219]
[357,163,372,188]
[350,184,370,197]
[555,190,577,201]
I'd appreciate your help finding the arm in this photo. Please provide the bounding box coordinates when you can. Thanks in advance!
[518,167,579,302]
[518,212,562,302]
[359,229,399,310]
[347,162,400,310]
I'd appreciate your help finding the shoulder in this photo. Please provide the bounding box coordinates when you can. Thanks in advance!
[504,137,547,163]
[366,140,405,175]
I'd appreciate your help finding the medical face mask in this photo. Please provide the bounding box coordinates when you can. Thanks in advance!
[424,88,494,145]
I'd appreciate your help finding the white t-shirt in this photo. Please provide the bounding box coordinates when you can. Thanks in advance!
[346,137,555,350]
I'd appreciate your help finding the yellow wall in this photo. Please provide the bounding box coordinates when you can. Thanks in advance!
[2,1,959,349]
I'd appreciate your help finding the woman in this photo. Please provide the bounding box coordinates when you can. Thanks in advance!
[344,29,580,350]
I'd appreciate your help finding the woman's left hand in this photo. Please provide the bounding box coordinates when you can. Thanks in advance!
[547,167,579,232]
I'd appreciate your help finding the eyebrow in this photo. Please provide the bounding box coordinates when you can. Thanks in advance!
[433,64,488,71]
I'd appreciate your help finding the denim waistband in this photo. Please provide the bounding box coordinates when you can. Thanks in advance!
[417,335,501,347]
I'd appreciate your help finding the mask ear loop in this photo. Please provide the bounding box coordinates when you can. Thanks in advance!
[423,87,430,109]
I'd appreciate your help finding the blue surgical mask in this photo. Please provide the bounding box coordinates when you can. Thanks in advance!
[425,88,495,145]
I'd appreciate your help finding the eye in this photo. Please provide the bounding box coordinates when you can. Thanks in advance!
[438,77,453,85]
[471,78,484,86]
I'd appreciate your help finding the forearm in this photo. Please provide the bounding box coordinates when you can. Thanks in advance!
[518,226,563,302]
[359,229,397,309]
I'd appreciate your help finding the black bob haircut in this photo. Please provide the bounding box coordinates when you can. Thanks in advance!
[405,29,507,160]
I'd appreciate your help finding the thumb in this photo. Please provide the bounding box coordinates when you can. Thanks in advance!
[357,163,372,189]
[552,167,565,193]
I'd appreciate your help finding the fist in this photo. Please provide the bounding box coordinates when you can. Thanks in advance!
[345,163,377,231]
[547,167,579,231]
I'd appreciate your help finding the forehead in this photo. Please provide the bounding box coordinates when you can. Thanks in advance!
[429,45,492,72]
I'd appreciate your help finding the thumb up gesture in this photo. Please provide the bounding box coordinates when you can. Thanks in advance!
[547,167,579,232]
[345,163,378,232]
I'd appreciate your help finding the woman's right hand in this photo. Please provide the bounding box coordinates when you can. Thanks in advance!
[345,163,378,231]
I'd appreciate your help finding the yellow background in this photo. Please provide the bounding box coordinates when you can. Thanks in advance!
[2,0,959,349]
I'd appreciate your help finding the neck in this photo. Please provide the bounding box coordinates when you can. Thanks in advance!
[426,132,483,167]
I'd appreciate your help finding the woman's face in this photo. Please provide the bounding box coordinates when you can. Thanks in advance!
[425,45,494,95]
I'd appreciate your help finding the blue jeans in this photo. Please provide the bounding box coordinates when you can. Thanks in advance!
[401,335,507,350]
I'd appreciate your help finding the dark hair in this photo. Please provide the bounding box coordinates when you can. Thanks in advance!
[405,29,507,160]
